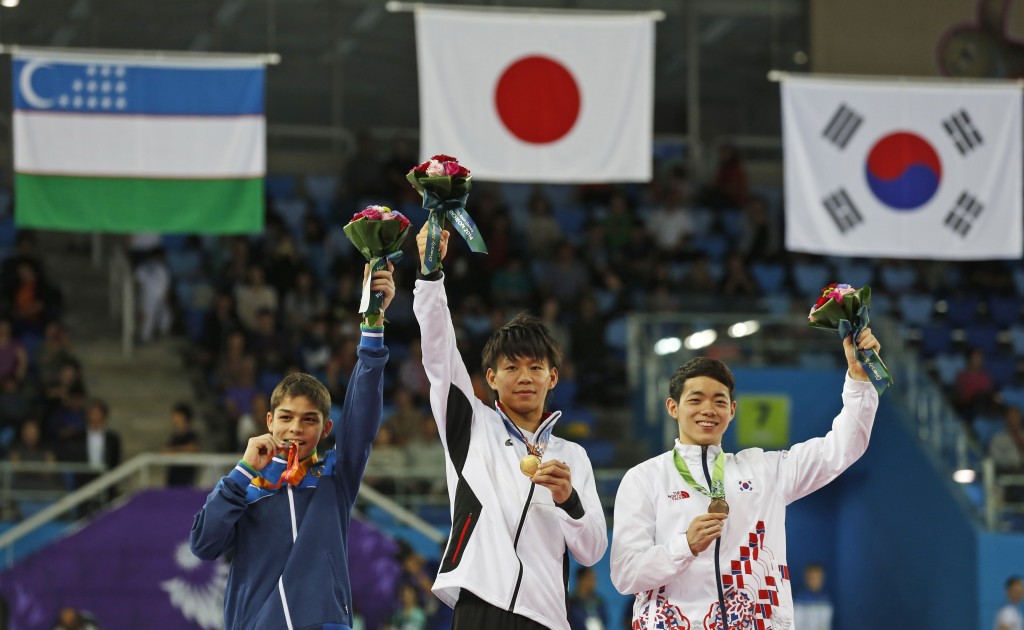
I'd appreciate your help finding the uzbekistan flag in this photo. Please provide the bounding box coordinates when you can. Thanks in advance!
[13,48,266,233]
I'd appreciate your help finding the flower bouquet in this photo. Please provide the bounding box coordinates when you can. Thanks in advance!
[406,154,487,274]
[342,205,411,322]
[808,283,892,395]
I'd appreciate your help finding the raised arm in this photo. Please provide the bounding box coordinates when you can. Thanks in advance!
[776,328,881,503]
[411,226,478,445]
[334,264,393,482]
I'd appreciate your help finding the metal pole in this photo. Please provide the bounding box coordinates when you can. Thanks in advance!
[686,0,702,180]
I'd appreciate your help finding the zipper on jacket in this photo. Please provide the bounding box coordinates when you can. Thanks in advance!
[451,512,474,563]
[507,483,536,612]
[701,446,729,630]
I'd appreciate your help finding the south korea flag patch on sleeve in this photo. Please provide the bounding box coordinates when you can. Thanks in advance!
[737,480,756,492]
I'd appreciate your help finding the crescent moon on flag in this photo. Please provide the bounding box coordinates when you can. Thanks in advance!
[19,60,54,109]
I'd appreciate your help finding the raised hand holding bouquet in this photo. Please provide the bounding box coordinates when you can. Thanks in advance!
[342,205,411,325]
[808,283,892,395]
[406,154,487,274]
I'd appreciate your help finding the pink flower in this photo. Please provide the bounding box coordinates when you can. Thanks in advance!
[425,161,446,177]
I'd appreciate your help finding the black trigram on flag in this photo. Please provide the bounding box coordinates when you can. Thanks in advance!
[944,192,984,237]
[823,189,864,233]
[943,109,983,155]
[822,104,863,149]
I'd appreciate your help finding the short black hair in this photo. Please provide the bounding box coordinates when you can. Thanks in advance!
[172,402,194,422]
[481,312,562,407]
[1008,575,1023,590]
[669,357,736,402]
[481,312,562,373]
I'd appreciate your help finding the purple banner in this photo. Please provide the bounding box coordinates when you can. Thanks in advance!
[0,489,402,630]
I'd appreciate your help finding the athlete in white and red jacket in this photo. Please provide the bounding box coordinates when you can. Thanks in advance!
[413,226,607,630]
[611,329,881,630]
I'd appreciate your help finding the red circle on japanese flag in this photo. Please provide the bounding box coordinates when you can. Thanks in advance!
[494,55,581,144]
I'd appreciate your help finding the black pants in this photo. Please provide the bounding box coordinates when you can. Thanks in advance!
[452,591,549,630]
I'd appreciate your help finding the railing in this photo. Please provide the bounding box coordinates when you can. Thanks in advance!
[0,453,444,568]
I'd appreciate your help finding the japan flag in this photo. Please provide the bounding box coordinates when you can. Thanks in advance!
[414,7,655,183]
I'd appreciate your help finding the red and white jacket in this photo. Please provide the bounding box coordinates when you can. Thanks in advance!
[413,275,608,630]
[611,375,878,630]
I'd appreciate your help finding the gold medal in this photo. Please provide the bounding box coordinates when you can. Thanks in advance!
[520,454,541,477]
[708,498,730,515]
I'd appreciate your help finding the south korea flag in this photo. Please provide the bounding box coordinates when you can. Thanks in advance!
[782,75,1022,260]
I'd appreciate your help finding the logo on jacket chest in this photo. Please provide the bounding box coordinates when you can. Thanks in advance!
[667,490,690,501]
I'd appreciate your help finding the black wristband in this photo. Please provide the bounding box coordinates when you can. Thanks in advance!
[419,269,443,282]
[555,488,585,520]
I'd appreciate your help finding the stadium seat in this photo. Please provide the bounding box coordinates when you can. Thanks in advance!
[918,323,954,358]
[833,259,874,290]
[792,262,832,297]
[986,354,1018,389]
[1010,325,1024,355]
[693,234,730,262]
[264,174,297,200]
[988,295,1022,329]
[944,295,981,328]
[898,294,936,327]
[963,324,999,354]
[750,262,787,293]
[933,352,965,387]
[879,264,918,292]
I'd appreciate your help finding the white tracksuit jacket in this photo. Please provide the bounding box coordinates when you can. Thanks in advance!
[413,276,608,630]
[611,375,878,630]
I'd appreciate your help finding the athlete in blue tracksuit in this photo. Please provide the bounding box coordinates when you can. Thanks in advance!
[190,267,393,630]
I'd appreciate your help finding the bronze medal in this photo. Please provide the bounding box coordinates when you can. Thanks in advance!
[708,498,730,515]
[520,454,541,477]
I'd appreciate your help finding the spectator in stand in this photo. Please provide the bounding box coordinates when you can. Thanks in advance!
[235,391,269,451]
[737,195,782,262]
[995,576,1024,630]
[74,398,122,493]
[363,423,407,496]
[234,263,278,332]
[568,566,608,630]
[0,318,27,387]
[45,383,88,452]
[990,405,1024,503]
[283,267,328,333]
[133,248,173,344]
[51,607,100,630]
[793,563,834,630]
[298,316,332,377]
[381,137,421,207]
[386,584,428,630]
[524,192,564,261]
[163,402,201,487]
[217,236,254,291]
[602,191,635,263]
[0,231,47,297]
[646,178,695,260]
[8,418,60,502]
[249,308,294,377]
[398,339,430,403]
[384,386,431,444]
[536,242,591,312]
[701,143,750,210]
[264,231,303,300]
[6,260,61,337]
[0,377,31,450]
[490,255,534,309]
[36,321,78,389]
[198,292,241,375]
[954,347,996,423]
[213,330,256,393]
[720,253,759,298]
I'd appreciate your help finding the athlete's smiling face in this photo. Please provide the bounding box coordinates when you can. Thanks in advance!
[667,376,736,446]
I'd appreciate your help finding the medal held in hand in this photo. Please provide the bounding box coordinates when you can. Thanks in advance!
[499,407,559,478]
[673,450,728,514]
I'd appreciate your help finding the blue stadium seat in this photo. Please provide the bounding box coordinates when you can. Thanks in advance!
[792,262,831,297]
[750,262,787,293]
[963,324,999,354]
[693,234,730,262]
[987,354,1018,389]
[265,174,297,200]
[988,295,1022,329]
[898,294,935,327]
[833,259,874,290]
[944,295,981,328]
[933,352,965,387]
[919,323,954,358]
[879,265,918,292]
[1011,325,1024,355]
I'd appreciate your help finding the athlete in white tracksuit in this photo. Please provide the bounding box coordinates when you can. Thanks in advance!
[611,329,881,630]
[413,226,607,630]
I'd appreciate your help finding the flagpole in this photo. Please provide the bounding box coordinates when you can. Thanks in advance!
[384,1,666,21]
[768,69,1024,88]
[0,44,281,65]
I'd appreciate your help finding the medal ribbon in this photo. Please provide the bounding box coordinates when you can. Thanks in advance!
[673,449,726,500]
[497,405,560,458]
